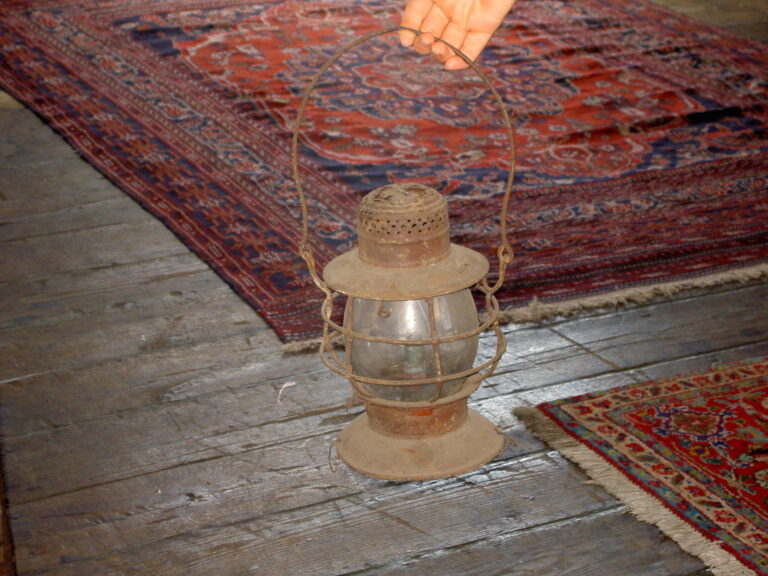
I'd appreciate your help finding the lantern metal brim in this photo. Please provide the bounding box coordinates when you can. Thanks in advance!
[323,245,489,300]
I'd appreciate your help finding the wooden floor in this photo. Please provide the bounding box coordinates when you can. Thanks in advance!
[1,4,766,575]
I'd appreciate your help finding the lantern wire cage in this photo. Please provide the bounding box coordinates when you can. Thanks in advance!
[291,26,517,411]
[318,282,506,408]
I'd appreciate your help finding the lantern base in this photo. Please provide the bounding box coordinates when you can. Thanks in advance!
[335,409,505,481]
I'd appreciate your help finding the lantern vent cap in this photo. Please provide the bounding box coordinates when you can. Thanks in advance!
[323,183,489,300]
[359,183,448,243]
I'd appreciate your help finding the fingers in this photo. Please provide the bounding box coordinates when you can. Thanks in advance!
[432,20,468,65]
[399,0,434,47]
[444,31,493,70]
[419,2,450,40]
[401,0,451,59]
[444,54,469,70]
[399,0,466,62]
[414,32,435,55]
[400,0,510,70]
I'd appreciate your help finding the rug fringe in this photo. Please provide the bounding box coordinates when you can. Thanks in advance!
[500,263,768,324]
[283,337,325,354]
[513,407,759,576]
[283,332,344,354]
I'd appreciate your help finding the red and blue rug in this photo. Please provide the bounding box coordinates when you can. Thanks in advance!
[1,0,767,342]
[516,359,768,576]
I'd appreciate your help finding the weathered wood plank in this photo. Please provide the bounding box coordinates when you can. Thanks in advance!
[1,366,627,568]
[0,185,117,222]
[646,0,768,42]
[0,112,130,221]
[648,0,768,32]
[0,219,190,283]
[14,452,621,575]
[0,130,77,175]
[0,268,229,334]
[0,196,152,243]
[0,332,288,435]
[3,365,352,504]
[354,508,706,576]
[0,293,265,383]
[550,282,768,370]
[0,90,22,110]
[0,253,210,330]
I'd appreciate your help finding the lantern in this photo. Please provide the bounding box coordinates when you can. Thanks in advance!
[292,27,516,481]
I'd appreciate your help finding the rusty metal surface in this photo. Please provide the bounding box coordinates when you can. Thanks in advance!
[335,409,505,481]
[365,399,468,438]
[357,183,450,267]
[323,245,489,300]
[323,184,490,299]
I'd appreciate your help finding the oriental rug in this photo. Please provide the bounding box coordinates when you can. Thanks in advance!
[1,0,767,343]
[515,358,768,576]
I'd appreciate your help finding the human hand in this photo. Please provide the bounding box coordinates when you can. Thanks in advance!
[399,0,516,70]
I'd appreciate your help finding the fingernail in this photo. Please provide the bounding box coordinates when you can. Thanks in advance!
[445,58,468,71]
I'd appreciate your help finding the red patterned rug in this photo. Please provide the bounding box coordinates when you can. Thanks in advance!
[1,0,767,343]
[515,359,768,576]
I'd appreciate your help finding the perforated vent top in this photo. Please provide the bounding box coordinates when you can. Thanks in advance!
[357,183,451,267]
[358,183,448,241]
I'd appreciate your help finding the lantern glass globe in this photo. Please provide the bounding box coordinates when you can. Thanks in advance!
[343,289,479,402]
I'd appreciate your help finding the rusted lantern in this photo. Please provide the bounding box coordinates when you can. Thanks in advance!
[292,27,516,481]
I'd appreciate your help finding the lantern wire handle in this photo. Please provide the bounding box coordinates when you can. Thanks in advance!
[291,26,517,295]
